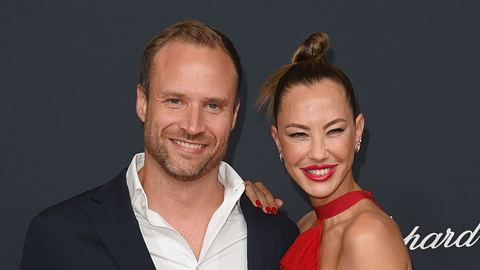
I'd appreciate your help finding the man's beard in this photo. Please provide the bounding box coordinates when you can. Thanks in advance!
[144,124,228,182]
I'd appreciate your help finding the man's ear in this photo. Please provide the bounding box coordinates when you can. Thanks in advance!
[230,101,240,131]
[136,85,147,123]
[271,125,282,153]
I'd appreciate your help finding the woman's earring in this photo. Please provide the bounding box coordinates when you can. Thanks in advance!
[355,139,362,153]
[279,152,284,162]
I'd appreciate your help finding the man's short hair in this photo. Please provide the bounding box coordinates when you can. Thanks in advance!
[138,20,242,103]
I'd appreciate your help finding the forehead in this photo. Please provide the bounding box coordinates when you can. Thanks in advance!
[149,41,237,99]
[278,80,351,123]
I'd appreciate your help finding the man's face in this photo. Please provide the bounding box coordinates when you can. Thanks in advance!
[136,41,239,181]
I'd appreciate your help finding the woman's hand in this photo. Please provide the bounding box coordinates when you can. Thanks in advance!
[244,181,284,214]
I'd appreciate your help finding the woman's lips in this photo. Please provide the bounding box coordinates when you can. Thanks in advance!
[300,164,337,182]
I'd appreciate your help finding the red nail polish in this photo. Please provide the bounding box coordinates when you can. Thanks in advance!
[266,206,272,214]
[272,207,278,214]
[255,199,262,208]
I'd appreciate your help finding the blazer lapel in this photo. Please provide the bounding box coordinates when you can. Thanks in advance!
[240,195,276,270]
[88,170,156,270]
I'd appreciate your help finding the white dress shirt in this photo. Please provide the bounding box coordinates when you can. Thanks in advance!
[126,153,248,270]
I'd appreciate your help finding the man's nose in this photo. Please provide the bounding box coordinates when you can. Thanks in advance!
[179,105,206,135]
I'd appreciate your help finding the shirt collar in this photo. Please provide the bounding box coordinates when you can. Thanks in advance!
[125,153,246,217]
[217,160,246,205]
[126,153,146,205]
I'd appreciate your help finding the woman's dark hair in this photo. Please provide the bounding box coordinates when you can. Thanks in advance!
[257,32,357,123]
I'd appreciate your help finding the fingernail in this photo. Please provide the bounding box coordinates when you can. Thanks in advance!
[266,206,272,214]
[272,207,278,214]
[255,199,262,208]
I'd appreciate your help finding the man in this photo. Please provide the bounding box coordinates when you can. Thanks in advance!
[20,20,298,270]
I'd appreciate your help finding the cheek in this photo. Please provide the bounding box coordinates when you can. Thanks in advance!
[327,137,354,160]
[145,108,178,133]
[207,115,235,138]
[280,139,310,164]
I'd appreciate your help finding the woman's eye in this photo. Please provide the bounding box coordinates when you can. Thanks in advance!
[289,132,307,138]
[327,128,344,135]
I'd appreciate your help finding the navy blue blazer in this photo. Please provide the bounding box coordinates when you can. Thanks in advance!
[20,169,298,270]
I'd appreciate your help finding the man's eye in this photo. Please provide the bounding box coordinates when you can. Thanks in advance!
[327,128,344,135]
[167,99,181,105]
[208,103,219,110]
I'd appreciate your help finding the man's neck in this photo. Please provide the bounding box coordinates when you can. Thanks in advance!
[138,154,225,259]
[139,156,224,215]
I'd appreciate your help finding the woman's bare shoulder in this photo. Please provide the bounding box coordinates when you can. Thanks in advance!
[340,209,412,270]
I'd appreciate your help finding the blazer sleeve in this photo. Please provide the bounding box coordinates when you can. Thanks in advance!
[20,214,58,270]
[273,214,298,259]
[240,194,299,269]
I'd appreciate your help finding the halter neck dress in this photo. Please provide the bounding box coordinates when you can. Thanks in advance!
[280,190,377,270]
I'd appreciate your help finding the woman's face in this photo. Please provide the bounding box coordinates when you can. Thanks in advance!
[271,79,364,205]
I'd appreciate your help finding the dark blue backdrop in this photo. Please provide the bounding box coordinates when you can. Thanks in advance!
[2,0,479,269]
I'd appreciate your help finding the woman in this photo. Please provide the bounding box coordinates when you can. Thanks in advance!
[246,32,412,269]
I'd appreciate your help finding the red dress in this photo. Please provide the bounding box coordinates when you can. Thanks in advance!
[280,190,377,270]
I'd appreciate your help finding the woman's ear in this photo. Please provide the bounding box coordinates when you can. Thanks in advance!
[355,113,365,143]
[271,125,282,154]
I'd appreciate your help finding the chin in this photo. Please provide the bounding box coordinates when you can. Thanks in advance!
[305,188,332,201]
[299,179,340,202]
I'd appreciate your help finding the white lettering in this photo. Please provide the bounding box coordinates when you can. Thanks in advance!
[443,228,456,248]
[419,232,445,249]
[453,223,480,247]
[403,222,479,250]
[404,226,421,250]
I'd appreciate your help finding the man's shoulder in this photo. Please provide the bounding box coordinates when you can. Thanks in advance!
[239,194,298,234]
[239,194,298,265]
[31,169,128,225]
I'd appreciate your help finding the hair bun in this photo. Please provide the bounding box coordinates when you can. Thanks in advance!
[291,32,330,63]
